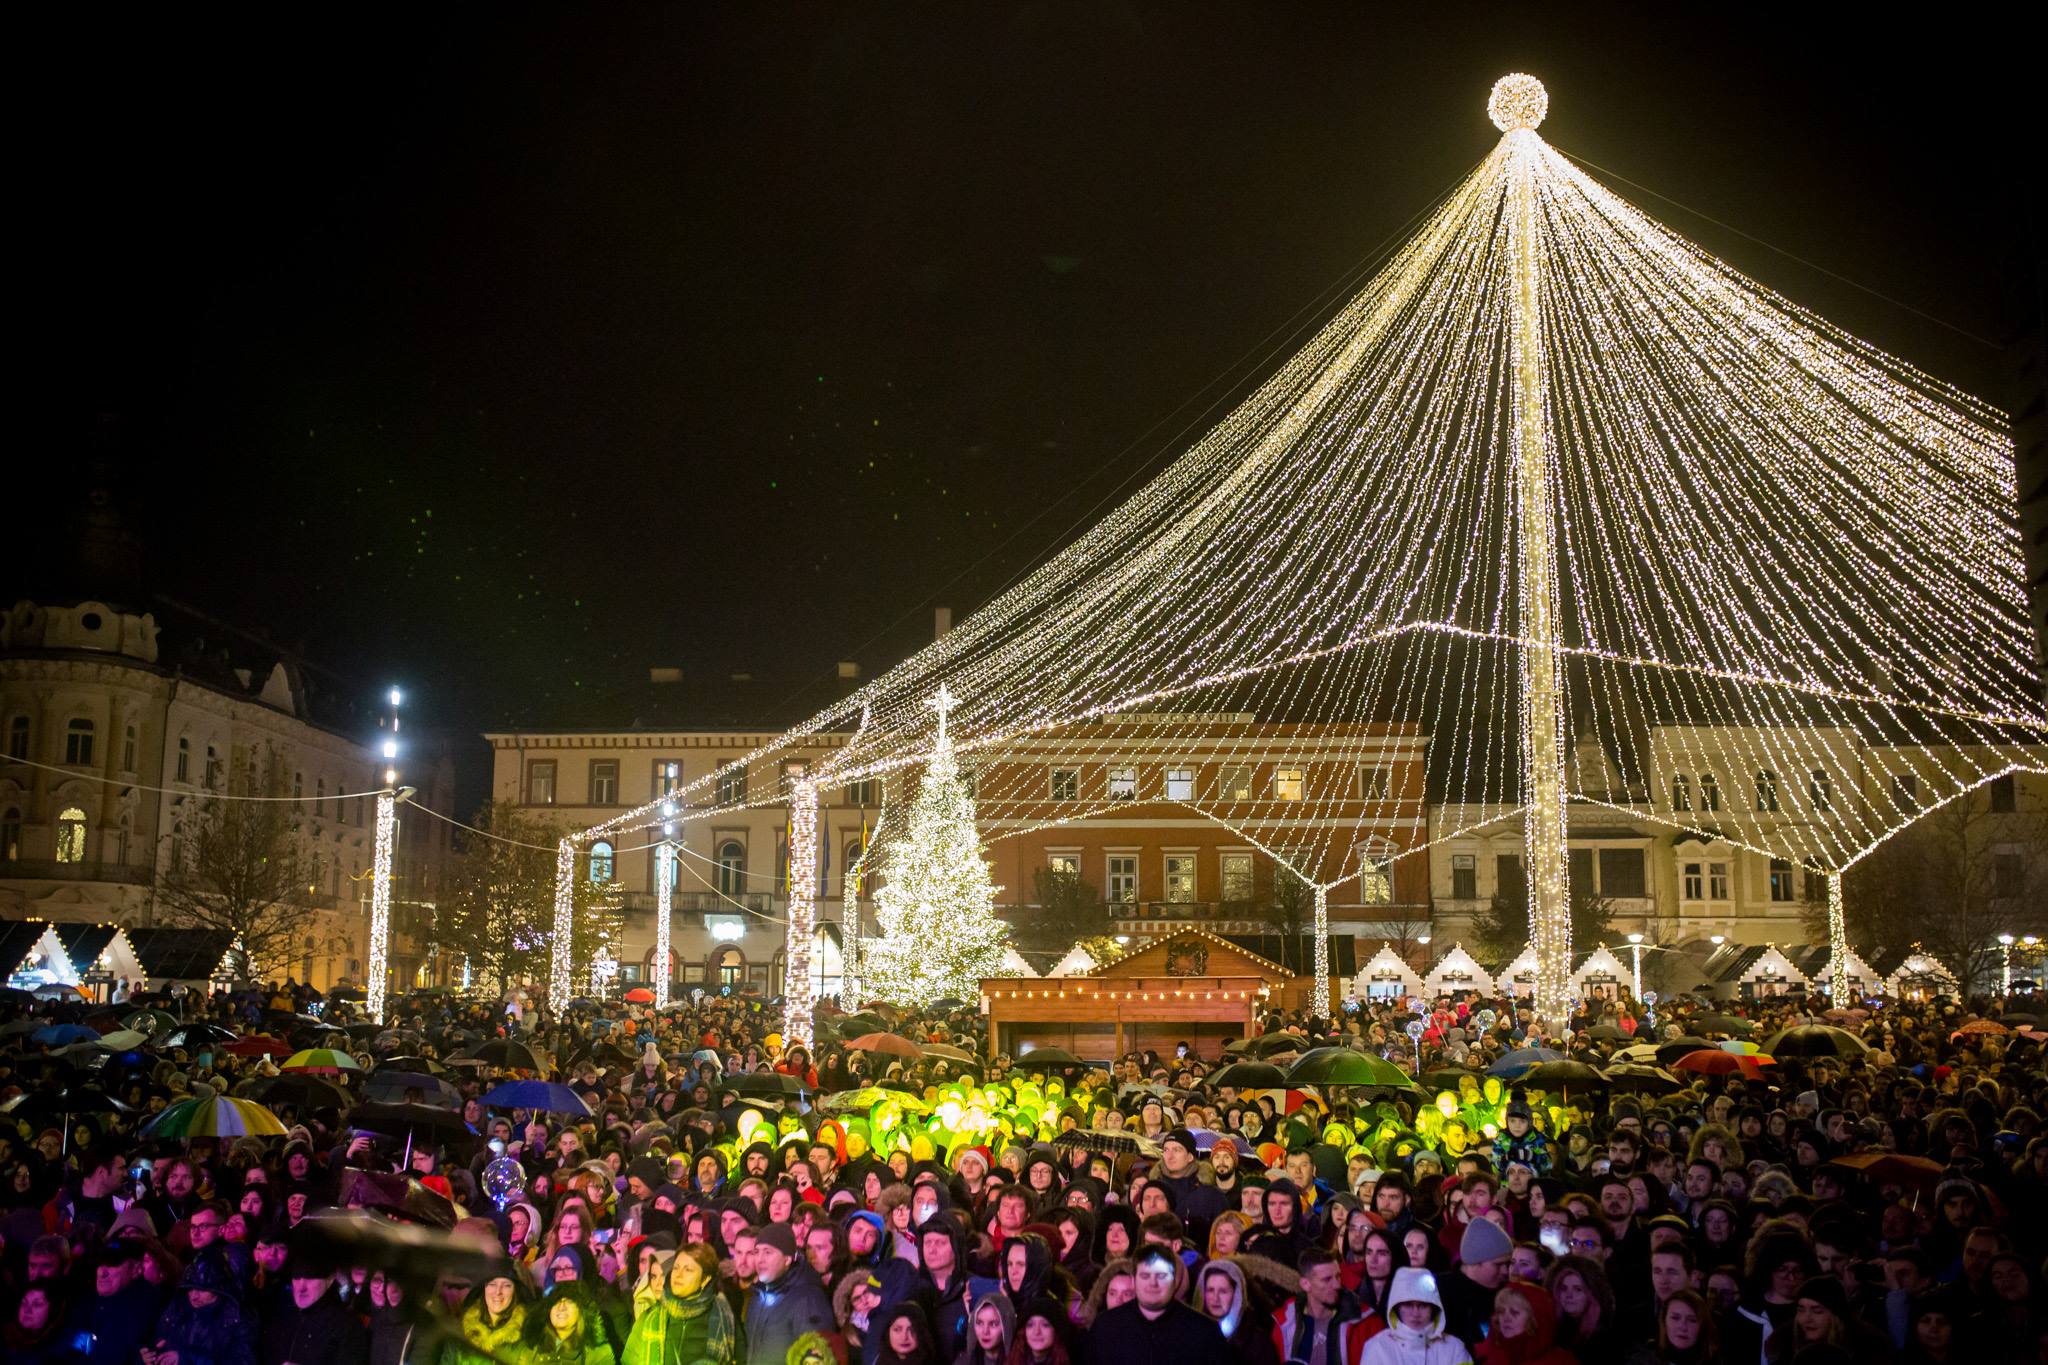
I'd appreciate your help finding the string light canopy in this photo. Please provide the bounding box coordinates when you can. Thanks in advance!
[567,76,2047,1031]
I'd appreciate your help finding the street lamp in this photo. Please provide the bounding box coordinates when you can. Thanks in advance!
[1627,932,1645,1001]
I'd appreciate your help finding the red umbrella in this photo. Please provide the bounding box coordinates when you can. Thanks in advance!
[623,988,655,1004]
[845,1032,923,1058]
[1671,1049,1775,1080]
[224,1035,294,1058]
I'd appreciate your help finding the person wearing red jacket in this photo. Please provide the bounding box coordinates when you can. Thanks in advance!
[1473,1281,1576,1365]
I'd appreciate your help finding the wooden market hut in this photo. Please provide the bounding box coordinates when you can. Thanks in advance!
[981,928,1299,1062]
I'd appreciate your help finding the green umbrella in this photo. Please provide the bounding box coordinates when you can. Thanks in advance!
[1286,1047,1418,1089]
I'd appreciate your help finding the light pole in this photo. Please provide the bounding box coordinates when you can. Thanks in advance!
[366,686,404,1024]
[655,782,677,1010]
[2001,933,2015,995]
[1627,932,1645,1002]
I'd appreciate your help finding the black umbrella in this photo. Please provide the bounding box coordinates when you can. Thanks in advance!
[0,1086,131,1121]
[1761,1024,1869,1058]
[378,1055,450,1076]
[1238,1033,1310,1058]
[1206,1061,1288,1089]
[1010,1047,1084,1071]
[349,1101,480,1151]
[465,1039,546,1072]
[1418,1066,1483,1090]
[1655,1038,1715,1066]
[719,1072,808,1097]
[237,1073,352,1111]
[364,1071,464,1109]
[1602,1063,1685,1094]
[161,1024,238,1050]
[1692,1014,1756,1036]
[1051,1128,1161,1158]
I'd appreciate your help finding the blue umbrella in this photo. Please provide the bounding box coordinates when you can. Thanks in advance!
[480,1080,592,1116]
[32,1023,101,1046]
[1488,1047,1564,1079]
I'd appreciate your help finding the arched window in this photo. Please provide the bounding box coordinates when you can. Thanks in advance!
[710,945,745,988]
[176,736,191,783]
[717,841,746,897]
[1699,773,1720,811]
[65,718,95,766]
[54,807,88,863]
[1,807,20,862]
[122,724,137,772]
[204,745,221,790]
[1808,768,1832,812]
[5,715,27,761]
[1755,770,1779,813]
[1671,773,1692,812]
[589,840,615,883]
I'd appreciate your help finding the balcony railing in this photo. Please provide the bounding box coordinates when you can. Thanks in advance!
[0,859,152,886]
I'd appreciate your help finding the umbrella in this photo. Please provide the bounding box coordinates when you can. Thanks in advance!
[719,1072,808,1097]
[121,1008,181,1036]
[1011,1047,1085,1071]
[1999,1012,2041,1028]
[364,1071,465,1109]
[1821,1007,1870,1023]
[224,1035,295,1059]
[1583,1023,1628,1042]
[1520,1060,1610,1092]
[1760,1025,1868,1059]
[235,1073,352,1110]
[466,1039,546,1072]
[327,986,368,1002]
[832,1013,889,1035]
[481,1080,594,1115]
[815,1086,933,1116]
[1207,1061,1289,1089]
[1671,1050,1774,1080]
[161,1024,237,1050]
[0,1087,131,1122]
[623,987,655,1003]
[33,984,89,1001]
[349,1101,481,1152]
[1654,1038,1716,1066]
[1240,1033,1311,1058]
[95,1029,148,1051]
[1952,1020,2010,1038]
[1287,1048,1417,1089]
[143,1095,288,1139]
[1489,1047,1565,1079]
[921,1043,976,1063]
[1614,1043,1662,1063]
[1718,1040,1764,1055]
[31,1023,100,1046]
[1824,1152,1946,1189]
[1417,1066,1484,1090]
[1692,1014,1755,1035]
[283,1048,363,1074]
[0,1018,42,1038]
[1051,1128,1162,1158]
[931,996,966,1010]
[1601,1063,1685,1094]
[379,1055,450,1076]
[845,1033,924,1059]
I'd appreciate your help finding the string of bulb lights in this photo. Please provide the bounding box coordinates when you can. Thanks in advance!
[555,75,2045,1031]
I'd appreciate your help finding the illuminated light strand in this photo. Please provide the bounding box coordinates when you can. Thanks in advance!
[782,778,818,1046]
[559,76,2045,989]
[366,789,396,1023]
[549,839,574,1014]
[654,838,674,1009]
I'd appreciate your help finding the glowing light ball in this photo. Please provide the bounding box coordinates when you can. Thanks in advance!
[1488,73,1548,132]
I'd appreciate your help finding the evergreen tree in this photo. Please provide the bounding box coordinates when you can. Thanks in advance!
[864,686,1010,1005]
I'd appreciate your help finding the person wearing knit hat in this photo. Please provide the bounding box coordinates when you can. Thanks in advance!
[1459,1216,1513,1269]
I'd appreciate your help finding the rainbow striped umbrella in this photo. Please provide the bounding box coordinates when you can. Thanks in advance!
[281,1048,362,1075]
[143,1095,288,1138]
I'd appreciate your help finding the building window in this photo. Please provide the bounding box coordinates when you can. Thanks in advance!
[315,777,326,816]
[1988,775,2017,813]
[1221,852,1254,903]
[711,946,744,988]
[176,737,190,783]
[1217,766,1253,800]
[1808,769,1832,812]
[1107,855,1138,904]
[1598,848,1646,898]
[292,772,304,807]
[1107,768,1137,801]
[1273,768,1305,802]
[1993,850,2024,898]
[121,724,137,772]
[1,808,19,862]
[588,761,619,806]
[526,761,556,805]
[1360,855,1392,904]
[1768,857,1796,902]
[1496,854,1526,904]
[716,766,748,806]
[1683,861,1704,901]
[1890,772,1918,810]
[1165,768,1194,802]
[65,719,95,766]
[1697,773,1719,811]
[1050,767,1079,801]
[778,760,808,798]
[1708,861,1731,901]
[1671,773,1692,812]
[1164,854,1197,903]
[717,841,746,897]
[54,807,88,864]
[204,745,221,790]
[589,840,615,883]
[845,778,879,807]
[1451,853,1477,900]
[1047,853,1079,877]
[654,760,683,797]
[1360,766,1391,800]
[1754,770,1778,813]
[5,716,26,761]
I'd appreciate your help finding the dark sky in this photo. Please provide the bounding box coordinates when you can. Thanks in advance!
[16,5,2034,756]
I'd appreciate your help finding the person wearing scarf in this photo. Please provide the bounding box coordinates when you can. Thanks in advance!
[525,1282,617,1365]
[622,1244,738,1365]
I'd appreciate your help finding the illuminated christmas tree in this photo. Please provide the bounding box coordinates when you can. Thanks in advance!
[863,685,1009,1006]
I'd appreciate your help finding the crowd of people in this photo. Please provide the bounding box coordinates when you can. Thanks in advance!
[3,974,2045,1365]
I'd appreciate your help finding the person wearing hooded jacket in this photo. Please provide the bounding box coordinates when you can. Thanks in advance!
[914,1214,999,1365]
[1472,1283,1574,1365]
[1247,1180,1315,1267]
[144,1248,258,1365]
[1357,1267,1472,1365]
[1201,1257,1282,1365]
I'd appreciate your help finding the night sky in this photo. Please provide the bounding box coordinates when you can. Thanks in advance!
[16,6,2033,759]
